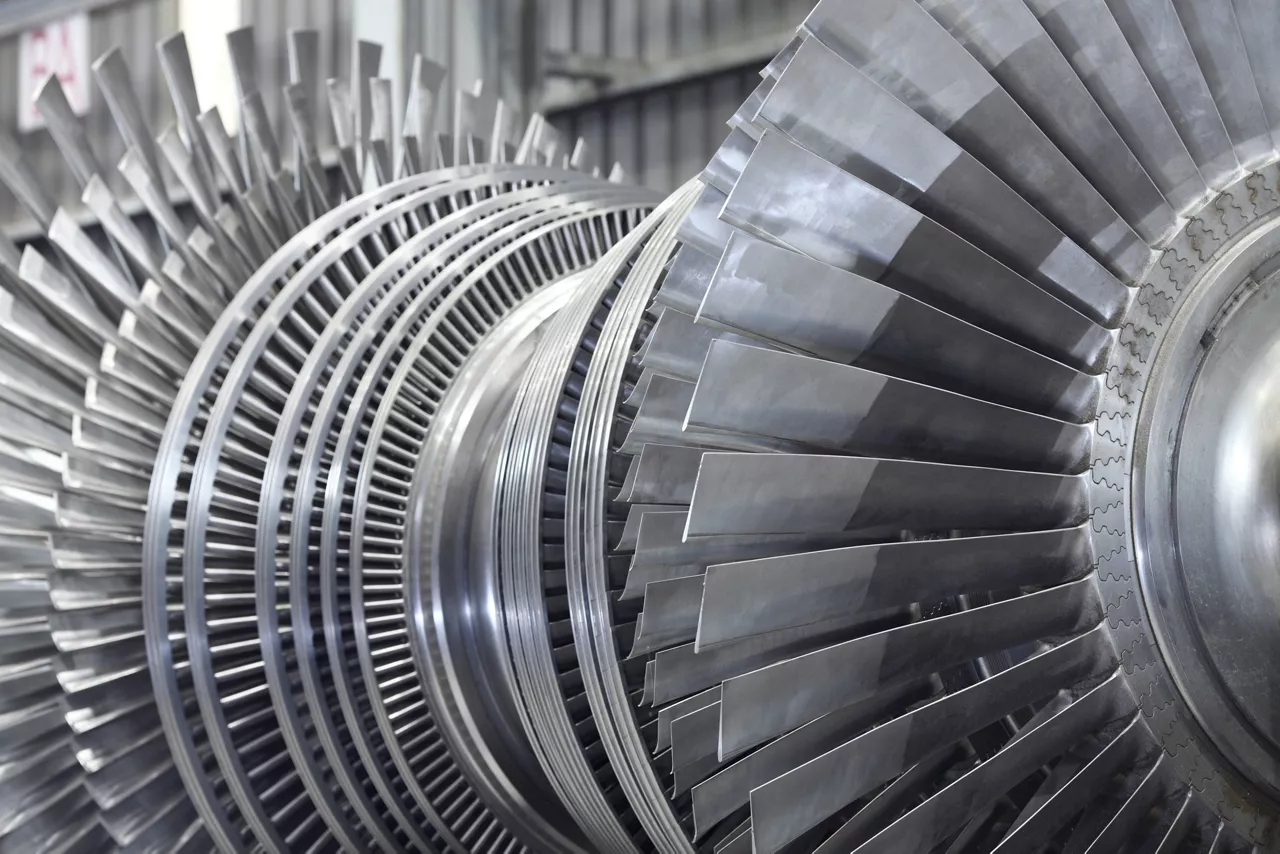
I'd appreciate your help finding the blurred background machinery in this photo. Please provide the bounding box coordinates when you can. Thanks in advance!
[0,0,814,238]
[6,0,1280,853]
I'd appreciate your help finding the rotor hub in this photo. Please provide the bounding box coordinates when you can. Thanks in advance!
[18,3,1280,851]
[1135,212,1280,800]
[404,274,590,854]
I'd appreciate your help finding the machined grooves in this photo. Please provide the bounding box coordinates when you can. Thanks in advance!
[5,2,1280,852]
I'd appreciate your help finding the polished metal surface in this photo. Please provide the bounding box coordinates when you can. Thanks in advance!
[1132,214,1280,800]
[10,2,1280,853]
[1179,274,1280,757]
[407,276,589,853]
[1178,286,1280,745]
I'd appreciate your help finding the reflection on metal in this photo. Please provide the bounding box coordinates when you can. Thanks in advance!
[6,2,1280,852]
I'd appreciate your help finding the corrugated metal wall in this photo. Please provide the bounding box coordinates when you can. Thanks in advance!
[541,0,812,191]
[0,0,808,233]
[556,67,760,191]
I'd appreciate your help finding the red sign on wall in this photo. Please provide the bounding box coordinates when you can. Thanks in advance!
[18,13,90,132]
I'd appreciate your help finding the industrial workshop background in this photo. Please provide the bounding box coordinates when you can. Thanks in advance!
[0,0,813,238]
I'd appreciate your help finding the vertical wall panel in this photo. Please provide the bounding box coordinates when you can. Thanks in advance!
[607,98,638,182]
[610,0,639,60]
[674,2,708,54]
[637,90,672,191]
[541,0,576,111]
[709,0,745,43]
[640,1,674,59]
[544,0,806,192]
[578,0,606,57]
[674,84,708,187]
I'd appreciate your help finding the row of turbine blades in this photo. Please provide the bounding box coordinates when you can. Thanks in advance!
[6,0,1280,851]
[0,22,625,854]
[488,0,1280,851]
[141,165,655,853]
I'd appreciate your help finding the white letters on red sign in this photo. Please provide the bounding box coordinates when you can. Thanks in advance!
[18,13,90,132]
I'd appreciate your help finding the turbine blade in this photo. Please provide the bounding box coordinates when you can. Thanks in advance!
[724,131,1113,372]
[685,452,1090,537]
[701,234,1101,423]
[686,340,1092,473]
[720,581,1103,757]
[840,673,1135,854]
[697,525,1093,648]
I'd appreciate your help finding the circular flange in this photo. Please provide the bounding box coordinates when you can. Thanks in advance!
[404,274,589,854]
[559,184,702,853]
[494,191,692,854]
[1101,162,1280,842]
[333,193,652,852]
[1135,207,1280,799]
[261,177,611,854]
[142,166,616,852]
[263,180,649,854]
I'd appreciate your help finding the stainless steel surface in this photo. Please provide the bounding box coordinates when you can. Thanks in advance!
[1133,214,1280,800]
[10,2,1280,853]
[757,35,1128,327]
[803,0,1150,282]
[723,131,1115,372]
[695,526,1093,648]
[1178,272,1280,755]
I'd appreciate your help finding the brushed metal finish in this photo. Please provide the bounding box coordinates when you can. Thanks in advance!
[6,5,1280,853]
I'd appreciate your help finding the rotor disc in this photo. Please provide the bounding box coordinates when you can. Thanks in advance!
[6,1,1280,852]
